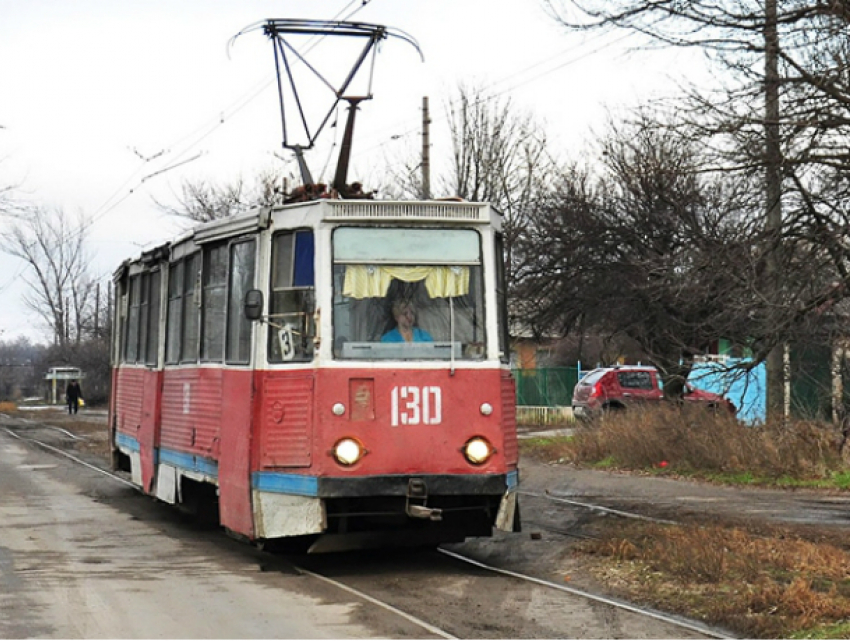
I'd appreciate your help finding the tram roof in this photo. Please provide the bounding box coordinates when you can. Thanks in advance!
[116,199,501,276]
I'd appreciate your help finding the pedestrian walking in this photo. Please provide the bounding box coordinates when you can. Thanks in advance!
[66,379,83,415]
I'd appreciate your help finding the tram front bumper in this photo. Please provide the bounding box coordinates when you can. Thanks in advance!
[251,471,520,539]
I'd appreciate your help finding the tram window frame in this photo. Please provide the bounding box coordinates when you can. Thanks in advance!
[180,253,201,363]
[165,260,183,364]
[494,233,510,364]
[331,227,487,361]
[201,243,228,362]
[138,272,151,364]
[115,284,126,365]
[267,230,315,364]
[225,238,257,364]
[145,269,161,366]
[120,270,161,366]
[125,274,141,363]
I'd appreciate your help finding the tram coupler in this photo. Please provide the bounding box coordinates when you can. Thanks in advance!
[406,478,442,521]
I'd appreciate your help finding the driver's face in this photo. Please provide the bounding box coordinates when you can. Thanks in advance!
[395,305,415,329]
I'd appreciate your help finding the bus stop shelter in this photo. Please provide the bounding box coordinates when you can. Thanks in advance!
[44,367,84,405]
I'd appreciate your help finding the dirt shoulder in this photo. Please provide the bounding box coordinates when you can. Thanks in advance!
[521,455,850,531]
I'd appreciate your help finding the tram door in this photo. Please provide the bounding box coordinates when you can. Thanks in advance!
[216,239,258,536]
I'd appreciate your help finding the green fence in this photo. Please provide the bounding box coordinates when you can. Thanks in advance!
[512,367,580,407]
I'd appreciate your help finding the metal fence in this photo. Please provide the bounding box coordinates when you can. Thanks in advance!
[513,352,850,423]
[512,367,580,407]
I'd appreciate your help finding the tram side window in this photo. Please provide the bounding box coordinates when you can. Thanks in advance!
[201,244,227,362]
[494,233,509,364]
[138,272,150,364]
[121,270,162,366]
[226,239,256,364]
[145,270,161,366]
[125,275,141,362]
[268,230,315,363]
[165,261,183,364]
[181,253,201,363]
[115,284,126,364]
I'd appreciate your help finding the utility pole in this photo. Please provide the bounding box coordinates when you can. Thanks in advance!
[107,282,113,339]
[95,282,100,337]
[764,0,785,421]
[421,96,431,200]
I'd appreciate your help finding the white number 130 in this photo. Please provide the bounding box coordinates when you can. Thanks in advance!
[391,386,442,426]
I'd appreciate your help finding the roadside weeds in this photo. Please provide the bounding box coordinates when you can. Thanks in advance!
[521,408,850,639]
[574,520,850,639]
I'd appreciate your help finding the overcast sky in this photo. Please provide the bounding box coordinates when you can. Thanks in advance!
[0,0,691,343]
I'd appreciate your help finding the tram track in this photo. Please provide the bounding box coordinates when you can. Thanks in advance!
[1,420,457,638]
[435,548,731,639]
[1,417,734,639]
[520,489,681,525]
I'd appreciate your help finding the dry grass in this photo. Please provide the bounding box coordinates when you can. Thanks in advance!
[519,407,850,638]
[564,406,848,482]
[577,520,850,638]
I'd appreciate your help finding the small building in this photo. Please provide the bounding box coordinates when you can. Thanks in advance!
[44,366,84,405]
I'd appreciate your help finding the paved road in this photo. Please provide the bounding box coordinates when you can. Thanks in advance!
[0,431,437,639]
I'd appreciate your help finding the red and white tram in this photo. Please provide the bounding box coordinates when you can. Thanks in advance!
[109,198,520,551]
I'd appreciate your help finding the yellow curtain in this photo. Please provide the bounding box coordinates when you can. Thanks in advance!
[343,265,469,299]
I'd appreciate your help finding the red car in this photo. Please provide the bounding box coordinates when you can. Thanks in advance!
[571,365,735,419]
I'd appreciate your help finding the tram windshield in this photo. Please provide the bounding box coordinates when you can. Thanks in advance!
[332,227,486,360]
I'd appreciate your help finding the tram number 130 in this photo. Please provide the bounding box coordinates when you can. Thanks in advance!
[391,385,442,426]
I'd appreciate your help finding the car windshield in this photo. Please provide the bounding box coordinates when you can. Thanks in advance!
[579,370,607,385]
[332,227,486,361]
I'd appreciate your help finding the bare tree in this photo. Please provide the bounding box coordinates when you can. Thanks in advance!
[433,83,562,285]
[0,336,42,400]
[4,207,95,347]
[546,0,850,417]
[155,168,294,224]
[0,156,23,218]
[513,112,831,396]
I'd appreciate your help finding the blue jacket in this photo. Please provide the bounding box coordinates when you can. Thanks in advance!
[381,327,433,343]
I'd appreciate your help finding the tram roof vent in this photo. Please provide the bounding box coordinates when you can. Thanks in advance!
[325,200,489,222]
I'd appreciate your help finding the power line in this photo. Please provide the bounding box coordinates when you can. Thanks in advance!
[356,29,638,158]
[89,3,628,234]
[86,0,375,232]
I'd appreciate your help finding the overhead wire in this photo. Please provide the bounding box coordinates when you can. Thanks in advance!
[3,3,378,334]
[355,28,639,158]
[76,1,629,249]
[4,3,639,336]
[81,0,375,240]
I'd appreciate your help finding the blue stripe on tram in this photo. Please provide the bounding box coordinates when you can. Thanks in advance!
[115,432,140,452]
[159,447,219,478]
[251,472,320,497]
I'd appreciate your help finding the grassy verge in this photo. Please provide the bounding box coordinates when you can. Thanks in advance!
[520,408,850,638]
[522,406,850,488]
[576,520,850,639]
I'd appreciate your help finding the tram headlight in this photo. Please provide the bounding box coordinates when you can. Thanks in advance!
[332,437,364,466]
[463,436,494,465]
